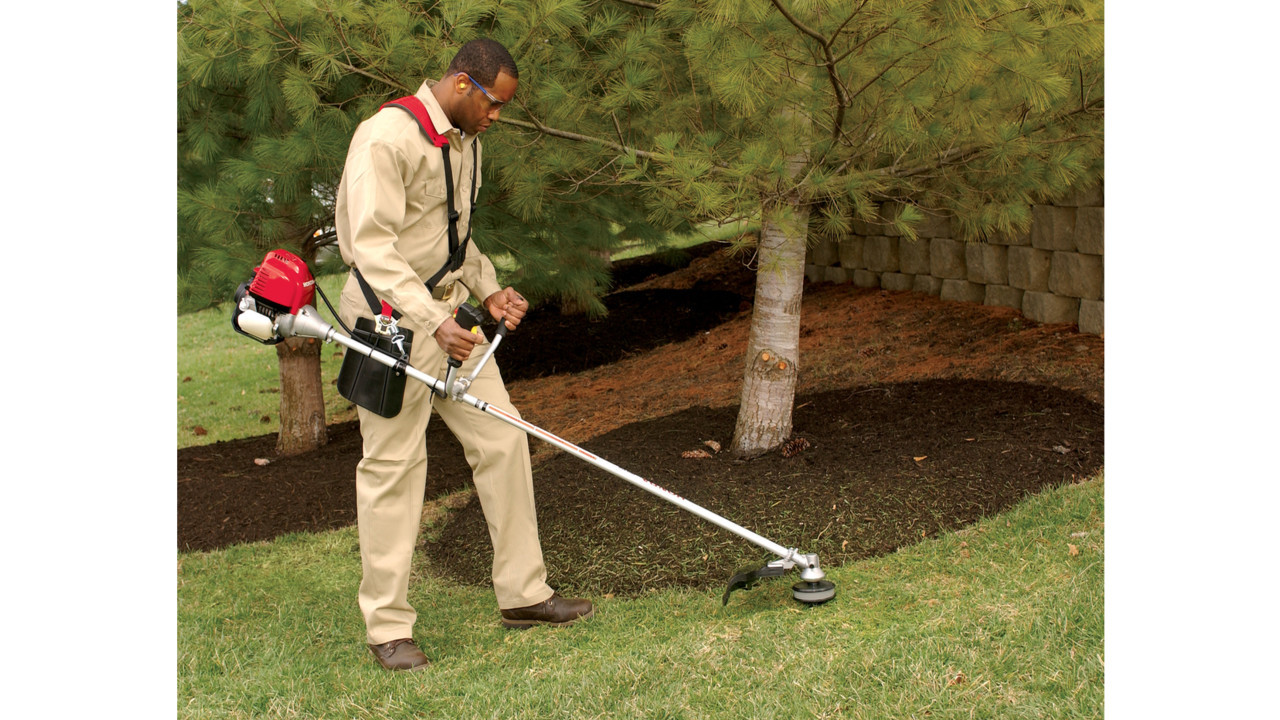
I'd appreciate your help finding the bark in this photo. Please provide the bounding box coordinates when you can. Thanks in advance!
[268,226,329,456]
[729,199,810,457]
[274,336,328,455]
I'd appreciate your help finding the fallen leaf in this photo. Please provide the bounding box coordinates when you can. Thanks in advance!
[1068,544,1079,556]
[254,458,270,466]
[948,671,966,686]
[681,449,713,459]
[182,376,192,383]
[260,415,271,423]
[193,426,207,436]
[704,440,721,453]
[841,539,849,551]
[964,437,975,442]
[1052,445,1071,454]
[913,456,927,462]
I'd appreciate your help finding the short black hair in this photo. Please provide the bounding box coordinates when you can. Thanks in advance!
[445,38,518,87]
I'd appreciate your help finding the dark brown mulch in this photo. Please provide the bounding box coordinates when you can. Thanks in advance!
[177,419,470,553]
[426,379,1102,598]
[495,288,748,381]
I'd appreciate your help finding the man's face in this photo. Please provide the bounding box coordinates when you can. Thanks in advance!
[455,70,517,135]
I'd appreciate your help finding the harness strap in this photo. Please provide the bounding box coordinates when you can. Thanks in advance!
[353,96,480,319]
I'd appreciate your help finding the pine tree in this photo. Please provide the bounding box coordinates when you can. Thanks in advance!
[491,0,1104,455]
[649,0,1104,454]
[178,0,1103,458]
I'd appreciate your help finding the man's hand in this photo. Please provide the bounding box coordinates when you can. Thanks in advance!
[434,317,481,362]
[484,287,529,331]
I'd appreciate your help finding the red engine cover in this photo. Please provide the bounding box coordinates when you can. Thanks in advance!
[249,249,316,314]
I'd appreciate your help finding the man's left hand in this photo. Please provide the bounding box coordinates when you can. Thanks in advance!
[484,287,528,331]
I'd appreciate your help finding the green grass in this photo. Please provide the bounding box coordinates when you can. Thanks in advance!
[178,474,1104,719]
[488,220,758,275]
[610,219,758,262]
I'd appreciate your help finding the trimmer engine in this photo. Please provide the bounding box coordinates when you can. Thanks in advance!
[231,249,316,344]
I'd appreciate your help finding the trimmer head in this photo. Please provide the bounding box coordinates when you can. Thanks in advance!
[723,555,835,607]
[792,580,836,604]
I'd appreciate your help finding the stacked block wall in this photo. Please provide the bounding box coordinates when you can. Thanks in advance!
[804,183,1104,335]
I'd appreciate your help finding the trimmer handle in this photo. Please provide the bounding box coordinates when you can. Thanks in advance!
[453,303,487,334]
[446,303,486,371]
[444,302,511,395]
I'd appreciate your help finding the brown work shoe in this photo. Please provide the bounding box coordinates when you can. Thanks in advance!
[500,593,594,629]
[367,638,430,671]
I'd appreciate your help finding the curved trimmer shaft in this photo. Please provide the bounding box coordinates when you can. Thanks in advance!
[278,305,827,590]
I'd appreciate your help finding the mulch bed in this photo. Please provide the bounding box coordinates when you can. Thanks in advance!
[426,379,1102,598]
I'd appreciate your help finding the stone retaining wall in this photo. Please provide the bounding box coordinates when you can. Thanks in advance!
[805,183,1104,335]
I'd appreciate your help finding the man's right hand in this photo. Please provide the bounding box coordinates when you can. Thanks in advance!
[433,317,481,363]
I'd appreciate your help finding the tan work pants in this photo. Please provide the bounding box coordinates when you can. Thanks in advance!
[351,319,554,645]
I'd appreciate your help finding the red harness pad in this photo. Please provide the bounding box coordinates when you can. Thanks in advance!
[381,96,449,148]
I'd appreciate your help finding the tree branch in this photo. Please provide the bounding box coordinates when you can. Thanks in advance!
[255,0,299,45]
[611,0,658,8]
[831,20,898,65]
[498,116,659,160]
[875,96,1104,179]
[768,0,827,45]
[767,0,852,140]
[831,1,872,40]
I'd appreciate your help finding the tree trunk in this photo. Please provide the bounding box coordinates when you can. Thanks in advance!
[729,199,810,458]
[274,336,328,455]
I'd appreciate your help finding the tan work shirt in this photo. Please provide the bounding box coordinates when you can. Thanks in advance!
[335,82,502,337]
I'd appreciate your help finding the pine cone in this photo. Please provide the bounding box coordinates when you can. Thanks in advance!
[780,437,811,458]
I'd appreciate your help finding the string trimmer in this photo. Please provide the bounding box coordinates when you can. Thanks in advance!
[231,249,836,606]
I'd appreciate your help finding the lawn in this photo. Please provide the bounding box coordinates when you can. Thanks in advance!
[179,473,1104,719]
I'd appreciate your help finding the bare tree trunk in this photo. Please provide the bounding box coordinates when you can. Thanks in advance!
[274,336,328,455]
[729,198,810,458]
[268,230,329,456]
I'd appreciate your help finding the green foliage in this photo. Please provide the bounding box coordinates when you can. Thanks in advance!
[180,0,1102,310]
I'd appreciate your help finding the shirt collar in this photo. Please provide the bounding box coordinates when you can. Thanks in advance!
[415,81,465,144]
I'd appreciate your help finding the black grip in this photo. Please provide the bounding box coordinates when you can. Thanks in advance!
[453,303,487,331]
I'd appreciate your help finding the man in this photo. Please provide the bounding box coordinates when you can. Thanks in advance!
[334,38,592,672]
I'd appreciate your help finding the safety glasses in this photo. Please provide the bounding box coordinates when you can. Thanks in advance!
[457,72,503,108]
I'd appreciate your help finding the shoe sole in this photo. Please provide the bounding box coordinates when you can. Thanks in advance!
[376,661,431,671]
[501,607,595,630]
